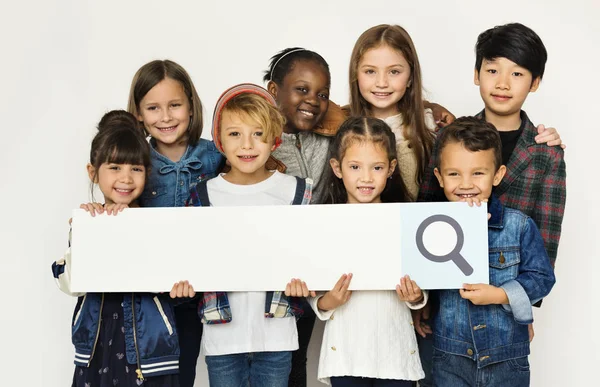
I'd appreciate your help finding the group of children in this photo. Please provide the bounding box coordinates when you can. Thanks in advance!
[52,21,566,387]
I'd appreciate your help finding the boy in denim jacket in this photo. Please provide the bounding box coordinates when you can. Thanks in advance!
[431,117,555,386]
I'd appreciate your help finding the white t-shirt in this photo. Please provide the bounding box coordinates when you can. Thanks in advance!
[201,171,300,356]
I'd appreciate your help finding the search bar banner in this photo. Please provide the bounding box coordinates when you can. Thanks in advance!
[69,202,488,292]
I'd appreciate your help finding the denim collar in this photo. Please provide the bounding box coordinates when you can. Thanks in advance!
[149,140,203,175]
[487,194,505,229]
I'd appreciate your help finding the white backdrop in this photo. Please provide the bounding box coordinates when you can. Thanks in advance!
[1,0,598,385]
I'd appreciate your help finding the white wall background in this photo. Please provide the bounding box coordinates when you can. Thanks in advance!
[0,0,597,385]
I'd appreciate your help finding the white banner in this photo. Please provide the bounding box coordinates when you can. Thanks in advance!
[70,202,488,292]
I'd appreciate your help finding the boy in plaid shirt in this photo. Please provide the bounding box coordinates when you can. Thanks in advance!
[416,22,566,387]
[420,22,566,266]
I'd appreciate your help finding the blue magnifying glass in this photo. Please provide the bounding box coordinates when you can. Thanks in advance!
[415,214,473,276]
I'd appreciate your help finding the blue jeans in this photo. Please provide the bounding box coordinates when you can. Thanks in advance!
[432,349,530,387]
[205,351,292,387]
[330,377,411,387]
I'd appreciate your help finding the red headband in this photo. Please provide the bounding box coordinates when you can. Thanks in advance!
[211,83,282,154]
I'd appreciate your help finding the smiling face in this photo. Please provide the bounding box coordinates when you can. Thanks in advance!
[475,57,540,126]
[434,141,506,203]
[330,141,396,204]
[136,77,192,148]
[270,59,330,133]
[88,162,146,205]
[357,44,411,119]
[220,110,275,185]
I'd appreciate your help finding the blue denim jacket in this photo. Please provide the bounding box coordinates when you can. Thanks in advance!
[139,139,223,208]
[433,196,555,368]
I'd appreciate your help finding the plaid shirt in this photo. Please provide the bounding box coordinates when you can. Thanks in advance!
[418,110,566,267]
[196,290,304,325]
[186,177,312,324]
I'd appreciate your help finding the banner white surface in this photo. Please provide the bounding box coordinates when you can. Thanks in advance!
[70,202,488,292]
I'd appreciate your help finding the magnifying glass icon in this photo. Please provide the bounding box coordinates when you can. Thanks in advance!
[415,214,473,276]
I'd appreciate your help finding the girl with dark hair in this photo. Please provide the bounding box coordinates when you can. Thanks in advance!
[264,47,346,205]
[264,48,346,387]
[311,116,427,386]
[52,110,188,387]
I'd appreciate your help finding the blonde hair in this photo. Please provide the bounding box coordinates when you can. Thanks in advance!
[348,24,434,184]
[127,60,204,145]
[221,93,285,144]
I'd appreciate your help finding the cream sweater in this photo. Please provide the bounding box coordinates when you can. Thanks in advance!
[384,109,436,200]
[308,291,428,384]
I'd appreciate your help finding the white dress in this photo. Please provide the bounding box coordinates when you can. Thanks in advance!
[309,290,427,384]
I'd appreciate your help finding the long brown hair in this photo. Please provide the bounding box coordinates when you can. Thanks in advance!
[127,60,204,146]
[348,24,434,184]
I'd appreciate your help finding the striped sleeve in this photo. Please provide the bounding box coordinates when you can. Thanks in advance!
[51,230,85,297]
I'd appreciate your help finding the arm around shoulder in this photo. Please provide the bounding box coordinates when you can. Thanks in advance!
[533,150,566,266]
[313,100,348,137]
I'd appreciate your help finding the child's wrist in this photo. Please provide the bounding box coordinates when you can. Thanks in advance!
[316,296,329,311]
[494,287,509,305]
[317,293,335,311]
[409,292,425,305]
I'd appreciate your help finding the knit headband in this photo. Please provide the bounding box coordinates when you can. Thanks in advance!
[269,48,307,81]
[211,83,280,154]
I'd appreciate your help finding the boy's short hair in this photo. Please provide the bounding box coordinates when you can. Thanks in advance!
[475,23,547,80]
[437,116,503,170]
[211,83,285,153]
[221,93,284,144]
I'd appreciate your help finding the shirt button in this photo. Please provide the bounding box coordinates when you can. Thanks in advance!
[180,181,184,186]
[499,252,505,264]
[467,349,474,356]
[331,346,337,351]
[330,315,334,320]
[410,350,416,354]
[152,191,157,196]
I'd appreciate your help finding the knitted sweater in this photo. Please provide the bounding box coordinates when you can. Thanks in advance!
[272,132,331,204]
[384,109,436,200]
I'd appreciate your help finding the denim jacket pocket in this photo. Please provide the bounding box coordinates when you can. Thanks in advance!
[489,249,520,287]
[140,183,169,206]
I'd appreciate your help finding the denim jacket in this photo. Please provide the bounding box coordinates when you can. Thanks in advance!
[52,248,180,378]
[140,139,223,208]
[433,196,555,368]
